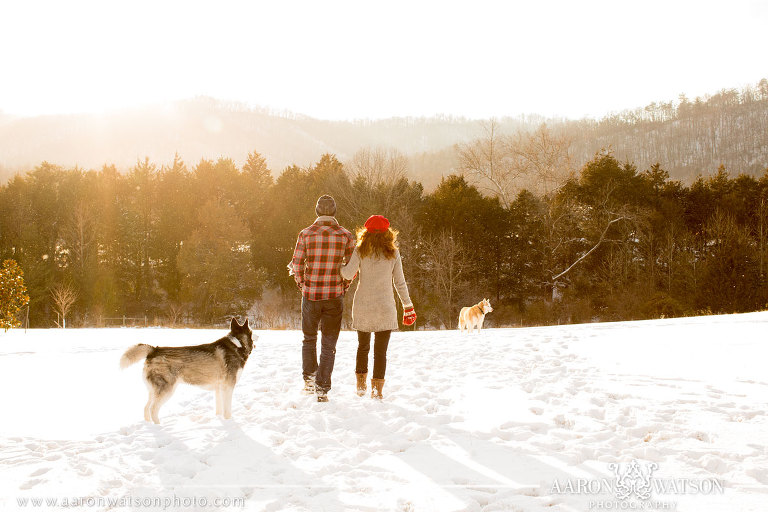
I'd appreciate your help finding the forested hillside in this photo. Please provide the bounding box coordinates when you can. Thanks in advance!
[564,81,768,182]
[1,79,766,189]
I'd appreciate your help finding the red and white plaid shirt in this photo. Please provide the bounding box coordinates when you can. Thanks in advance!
[289,216,356,301]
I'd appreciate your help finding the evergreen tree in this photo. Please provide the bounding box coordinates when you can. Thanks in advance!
[0,259,30,331]
[123,158,160,314]
[177,198,262,323]
[416,175,507,323]
[155,154,195,308]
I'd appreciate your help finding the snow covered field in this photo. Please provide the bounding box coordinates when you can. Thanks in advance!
[1,313,767,511]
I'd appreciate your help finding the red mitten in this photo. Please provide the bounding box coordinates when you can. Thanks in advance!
[403,306,416,326]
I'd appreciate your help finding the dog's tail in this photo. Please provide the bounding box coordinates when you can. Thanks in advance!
[119,343,154,369]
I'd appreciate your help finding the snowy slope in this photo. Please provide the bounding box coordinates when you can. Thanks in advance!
[1,313,767,511]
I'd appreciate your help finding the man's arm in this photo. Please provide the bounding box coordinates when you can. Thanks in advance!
[341,233,357,292]
[289,232,306,290]
[344,233,356,263]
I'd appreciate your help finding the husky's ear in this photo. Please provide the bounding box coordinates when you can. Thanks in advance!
[230,316,240,331]
[243,318,250,330]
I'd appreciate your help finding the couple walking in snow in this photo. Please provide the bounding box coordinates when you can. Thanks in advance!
[289,195,416,403]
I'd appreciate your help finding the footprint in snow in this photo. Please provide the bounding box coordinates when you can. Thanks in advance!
[745,466,768,484]
[586,408,605,420]
[690,431,712,442]
[77,465,94,476]
[98,479,123,490]
[396,499,416,512]
[119,425,138,436]
[20,479,43,490]
[553,414,574,429]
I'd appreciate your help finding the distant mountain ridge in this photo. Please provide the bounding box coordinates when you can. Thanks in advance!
[2,80,767,188]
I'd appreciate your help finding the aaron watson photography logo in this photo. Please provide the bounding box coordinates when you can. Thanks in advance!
[550,459,725,509]
[609,460,657,501]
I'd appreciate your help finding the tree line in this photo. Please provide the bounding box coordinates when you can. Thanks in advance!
[1,138,767,329]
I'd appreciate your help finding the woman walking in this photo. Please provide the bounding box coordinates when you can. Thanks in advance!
[341,215,416,399]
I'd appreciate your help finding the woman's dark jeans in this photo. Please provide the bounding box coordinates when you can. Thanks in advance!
[356,330,391,379]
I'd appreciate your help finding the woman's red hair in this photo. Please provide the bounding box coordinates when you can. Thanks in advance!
[356,227,398,259]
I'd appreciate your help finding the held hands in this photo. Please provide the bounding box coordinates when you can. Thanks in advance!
[403,306,417,326]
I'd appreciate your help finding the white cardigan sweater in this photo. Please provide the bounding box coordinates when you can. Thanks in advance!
[341,248,413,332]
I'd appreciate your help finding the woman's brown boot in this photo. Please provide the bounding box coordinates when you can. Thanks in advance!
[355,373,368,396]
[371,378,385,400]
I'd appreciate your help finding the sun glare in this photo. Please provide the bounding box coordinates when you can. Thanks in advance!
[0,0,766,119]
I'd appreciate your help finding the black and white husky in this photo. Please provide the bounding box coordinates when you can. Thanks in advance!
[120,317,256,424]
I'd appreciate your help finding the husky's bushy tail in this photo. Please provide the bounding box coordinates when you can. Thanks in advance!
[120,344,154,369]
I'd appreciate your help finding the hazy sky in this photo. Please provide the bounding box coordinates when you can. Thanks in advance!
[0,0,766,120]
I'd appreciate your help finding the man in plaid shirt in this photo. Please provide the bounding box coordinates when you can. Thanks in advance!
[289,195,356,402]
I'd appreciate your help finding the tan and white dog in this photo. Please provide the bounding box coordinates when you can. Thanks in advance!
[458,299,493,334]
[120,317,255,424]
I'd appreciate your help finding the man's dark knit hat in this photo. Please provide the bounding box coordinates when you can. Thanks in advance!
[316,195,337,217]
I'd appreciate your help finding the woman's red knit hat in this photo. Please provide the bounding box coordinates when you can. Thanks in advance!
[364,215,390,232]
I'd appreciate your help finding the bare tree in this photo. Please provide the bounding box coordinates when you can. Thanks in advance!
[661,223,698,297]
[543,184,633,297]
[759,78,768,101]
[166,302,186,327]
[513,124,573,196]
[417,231,470,328]
[459,122,572,207]
[757,198,768,284]
[457,119,520,208]
[250,290,299,329]
[51,283,78,328]
[596,246,633,302]
[343,146,409,220]
[551,215,629,282]
[349,146,408,185]
[62,202,96,278]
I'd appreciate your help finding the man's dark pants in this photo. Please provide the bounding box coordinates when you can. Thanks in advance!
[301,295,344,393]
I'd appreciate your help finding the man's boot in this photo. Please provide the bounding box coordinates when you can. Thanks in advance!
[371,378,385,400]
[355,373,368,397]
[302,373,316,395]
